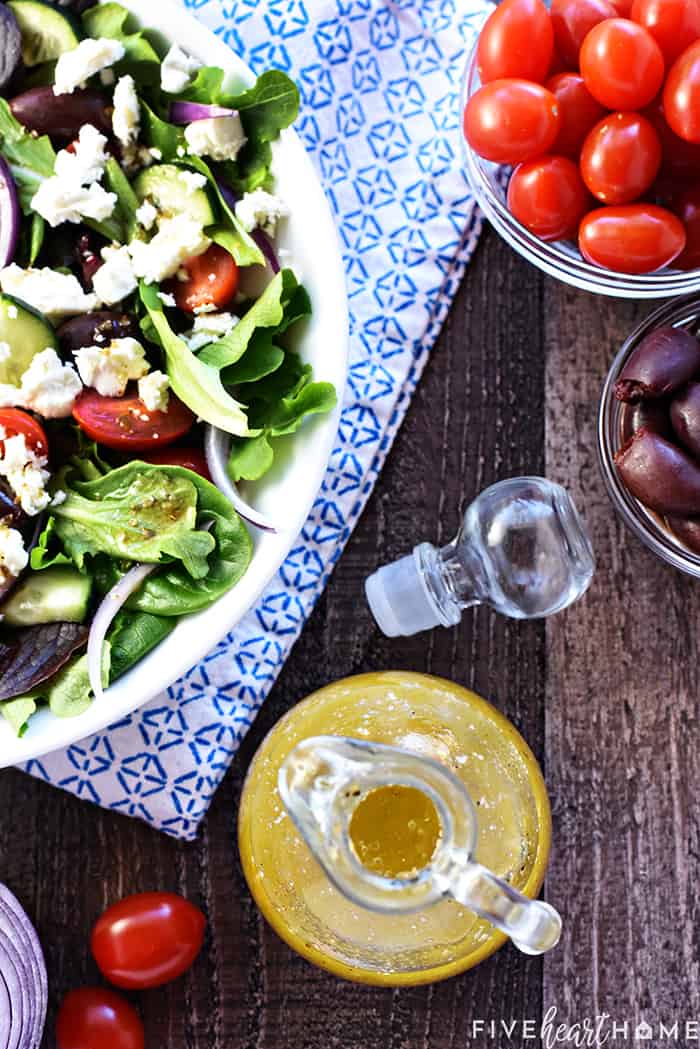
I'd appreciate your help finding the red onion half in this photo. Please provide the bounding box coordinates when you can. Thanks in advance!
[169,101,236,124]
[0,157,20,269]
[0,884,47,1049]
[87,563,157,700]
[204,425,278,533]
[251,228,281,274]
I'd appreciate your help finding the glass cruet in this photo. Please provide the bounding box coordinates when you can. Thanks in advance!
[279,735,562,956]
[365,476,595,636]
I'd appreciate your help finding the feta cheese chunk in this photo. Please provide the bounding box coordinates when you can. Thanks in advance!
[235,189,289,236]
[184,311,239,352]
[157,291,176,307]
[184,114,246,162]
[92,245,138,306]
[0,266,98,320]
[20,349,82,418]
[128,215,210,284]
[135,200,158,230]
[0,429,50,516]
[0,523,28,579]
[138,370,169,412]
[161,44,201,94]
[32,179,116,228]
[112,74,140,150]
[179,169,207,192]
[74,337,149,398]
[54,124,109,185]
[54,37,125,96]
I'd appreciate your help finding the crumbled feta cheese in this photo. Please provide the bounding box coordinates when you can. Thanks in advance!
[184,311,239,351]
[0,342,10,363]
[0,266,98,320]
[54,37,125,95]
[32,179,116,228]
[176,146,186,158]
[128,215,210,284]
[184,114,246,162]
[0,523,28,579]
[20,348,82,418]
[157,291,176,307]
[179,169,207,192]
[7,306,17,320]
[135,200,158,230]
[149,147,163,161]
[54,124,109,186]
[0,431,50,516]
[92,245,138,306]
[161,44,201,94]
[234,188,289,237]
[193,302,216,315]
[74,338,149,398]
[51,490,66,507]
[138,370,169,412]
[112,74,140,150]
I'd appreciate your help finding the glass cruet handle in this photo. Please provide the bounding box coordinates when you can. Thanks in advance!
[278,735,562,955]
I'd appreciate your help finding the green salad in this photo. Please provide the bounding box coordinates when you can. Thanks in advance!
[0,0,337,735]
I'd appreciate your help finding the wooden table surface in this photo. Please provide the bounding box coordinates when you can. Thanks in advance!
[2,225,697,1048]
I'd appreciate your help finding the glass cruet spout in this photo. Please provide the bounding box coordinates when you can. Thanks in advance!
[278,735,562,956]
[365,476,595,637]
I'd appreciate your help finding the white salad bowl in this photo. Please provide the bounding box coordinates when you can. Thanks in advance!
[0,0,348,767]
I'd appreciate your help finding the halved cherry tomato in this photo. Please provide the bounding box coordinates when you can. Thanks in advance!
[644,96,700,177]
[630,0,700,62]
[579,202,686,271]
[551,0,618,68]
[464,79,560,165]
[477,0,554,83]
[72,388,194,451]
[610,0,634,12]
[580,18,665,110]
[664,40,700,142]
[670,185,700,268]
[56,988,144,1049]
[172,244,239,313]
[580,112,662,203]
[0,409,48,456]
[140,446,211,480]
[91,891,206,989]
[507,155,591,240]
[546,72,606,156]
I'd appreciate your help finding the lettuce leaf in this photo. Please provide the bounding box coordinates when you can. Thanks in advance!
[1,645,111,735]
[225,71,300,145]
[199,270,293,369]
[107,610,176,681]
[139,100,185,161]
[82,2,161,65]
[0,99,55,211]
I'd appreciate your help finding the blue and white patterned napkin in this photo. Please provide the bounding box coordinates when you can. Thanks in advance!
[21,0,488,840]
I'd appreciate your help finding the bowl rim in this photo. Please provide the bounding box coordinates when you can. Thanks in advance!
[461,38,700,299]
[597,293,700,576]
[0,0,349,767]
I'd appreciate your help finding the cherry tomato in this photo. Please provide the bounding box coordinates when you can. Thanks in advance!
[551,0,618,68]
[579,202,686,271]
[72,388,194,451]
[580,18,665,110]
[140,446,212,480]
[644,96,700,177]
[172,244,239,313]
[91,891,206,989]
[464,79,560,165]
[630,0,700,62]
[610,0,634,12]
[477,0,554,83]
[507,155,591,240]
[664,40,700,142]
[56,988,144,1049]
[546,73,607,156]
[0,408,48,456]
[580,112,661,203]
[670,185,700,268]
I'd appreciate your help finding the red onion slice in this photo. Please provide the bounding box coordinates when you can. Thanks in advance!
[0,157,19,269]
[204,425,279,533]
[0,886,46,1049]
[215,178,238,212]
[169,102,236,124]
[87,563,157,701]
[0,935,25,1049]
[251,228,281,274]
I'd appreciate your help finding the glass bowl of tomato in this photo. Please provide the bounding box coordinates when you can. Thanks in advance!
[598,293,700,574]
[461,0,700,299]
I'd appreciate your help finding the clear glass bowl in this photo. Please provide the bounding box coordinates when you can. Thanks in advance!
[598,294,700,575]
[461,40,700,299]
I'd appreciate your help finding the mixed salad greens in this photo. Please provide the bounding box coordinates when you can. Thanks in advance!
[0,0,336,736]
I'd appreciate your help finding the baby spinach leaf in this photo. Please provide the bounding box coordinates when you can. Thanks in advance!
[105,156,139,237]
[139,100,185,161]
[222,337,284,385]
[108,610,175,681]
[226,70,300,144]
[82,2,161,64]
[0,695,36,736]
[175,66,226,104]
[29,213,44,265]
[0,99,55,212]
[182,155,263,267]
[227,432,274,483]
[218,139,272,196]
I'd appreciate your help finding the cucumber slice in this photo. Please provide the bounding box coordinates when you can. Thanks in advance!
[0,294,58,387]
[133,164,216,229]
[1,566,92,626]
[7,0,82,67]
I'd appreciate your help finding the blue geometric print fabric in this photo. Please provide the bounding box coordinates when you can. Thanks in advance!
[22,0,489,839]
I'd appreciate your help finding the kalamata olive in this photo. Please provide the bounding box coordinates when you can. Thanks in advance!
[666,515,700,554]
[615,428,700,515]
[670,382,700,459]
[620,399,673,443]
[58,311,137,352]
[9,87,111,141]
[614,326,700,403]
[0,7,22,93]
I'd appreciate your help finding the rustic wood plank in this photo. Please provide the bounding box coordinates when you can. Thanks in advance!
[544,284,700,1031]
